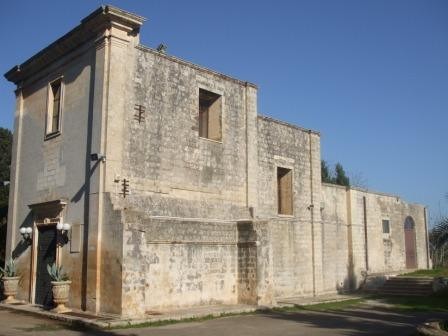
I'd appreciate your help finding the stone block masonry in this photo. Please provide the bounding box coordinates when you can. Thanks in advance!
[3,5,430,317]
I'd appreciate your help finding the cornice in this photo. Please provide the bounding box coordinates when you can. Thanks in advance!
[4,5,145,85]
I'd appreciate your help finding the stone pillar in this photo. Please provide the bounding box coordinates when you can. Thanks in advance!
[308,132,324,295]
[245,84,258,217]
[5,89,24,259]
[83,8,144,314]
[254,220,275,306]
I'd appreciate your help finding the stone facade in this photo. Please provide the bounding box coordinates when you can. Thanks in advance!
[4,6,430,317]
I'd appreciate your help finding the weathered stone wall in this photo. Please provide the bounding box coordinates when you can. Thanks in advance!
[111,47,256,221]
[349,189,428,275]
[257,116,323,298]
[120,211,258,315]
[320,184,351,293]
[106,47,262,314]
[6,48,95,308]
[321,184,429,290]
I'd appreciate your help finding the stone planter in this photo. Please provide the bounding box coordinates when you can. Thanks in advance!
[51,281,71,313]
[1,276,20,303]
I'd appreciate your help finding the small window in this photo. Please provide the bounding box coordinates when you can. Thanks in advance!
[277,167,293,215]
[199,88,222,141]
[382,219,390,234]
[46,78,63,137]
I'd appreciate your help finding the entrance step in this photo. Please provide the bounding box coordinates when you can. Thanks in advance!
[378,276,434,296]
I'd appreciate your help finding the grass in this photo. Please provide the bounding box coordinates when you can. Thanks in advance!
[16,323,66,332]
[400,268,448,277]
[375,289,448,312]
[109,311,256,330]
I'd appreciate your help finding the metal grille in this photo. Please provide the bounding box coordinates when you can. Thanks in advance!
[35,226,57,307]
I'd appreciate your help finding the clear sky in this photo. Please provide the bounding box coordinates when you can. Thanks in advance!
[0,0,447,226]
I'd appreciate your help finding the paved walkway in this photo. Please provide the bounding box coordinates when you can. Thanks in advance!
[0,302,447,336]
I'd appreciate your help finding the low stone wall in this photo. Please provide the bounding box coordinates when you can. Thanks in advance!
[120,211,274,316]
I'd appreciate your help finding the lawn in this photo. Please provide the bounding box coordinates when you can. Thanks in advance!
[400,268,448,277]
[375,289,448,312]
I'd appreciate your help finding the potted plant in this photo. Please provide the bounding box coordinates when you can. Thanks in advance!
[0,258,20,303]
[47,263,71,313]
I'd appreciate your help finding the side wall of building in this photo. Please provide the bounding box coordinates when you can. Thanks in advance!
[257,116,323,298]
[321,184,429,291]
[5,46,95,309]
[103,47,260,315]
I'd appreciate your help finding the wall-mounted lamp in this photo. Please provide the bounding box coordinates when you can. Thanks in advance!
[19,227,33,245]
[56,223,71,246]
[90,153,106,162]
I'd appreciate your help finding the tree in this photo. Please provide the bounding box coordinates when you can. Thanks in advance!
[430,194,448,268]
[321,160,333,184]
[430,216,448,267]
[334,163,350,187]
[321,160,350,187]
[0,128,12,265]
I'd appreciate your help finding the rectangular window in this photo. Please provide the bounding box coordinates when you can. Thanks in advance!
[277,167,293,215]
[46,78,63,137]
[382,219,390,234]
[199,88,222,141]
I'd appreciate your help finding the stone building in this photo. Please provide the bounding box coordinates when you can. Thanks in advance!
[4,6,430,317]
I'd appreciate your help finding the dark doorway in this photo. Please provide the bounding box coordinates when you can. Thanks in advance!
[35,225,57,307]
[404,216,417,269]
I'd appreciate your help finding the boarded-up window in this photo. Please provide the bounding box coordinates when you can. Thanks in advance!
[46,78,63,136]
[199,88,222,141]
[382,219,390,234]
[277,167,293,215]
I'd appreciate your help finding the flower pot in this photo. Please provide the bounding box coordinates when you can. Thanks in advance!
[1,276,20,303]
[50,281,71,313]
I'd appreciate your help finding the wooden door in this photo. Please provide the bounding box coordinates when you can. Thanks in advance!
[404,216,417,269]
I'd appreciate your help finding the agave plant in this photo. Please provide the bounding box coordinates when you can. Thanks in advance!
[0,258,18,278]
[47,263,69,282]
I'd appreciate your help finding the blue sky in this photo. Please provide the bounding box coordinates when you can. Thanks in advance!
[1,0,447,225]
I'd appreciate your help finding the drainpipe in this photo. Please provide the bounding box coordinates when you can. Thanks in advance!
[362,196,369,271]
[308,130,316,296]
[424,207,430,268]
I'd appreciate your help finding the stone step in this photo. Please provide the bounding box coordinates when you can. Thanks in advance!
[379,291,432,297]
[377,276,435,297]
[383,283,432,289]
[387,277,433,283]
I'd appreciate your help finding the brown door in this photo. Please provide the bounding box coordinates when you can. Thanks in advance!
[404,216,417,269]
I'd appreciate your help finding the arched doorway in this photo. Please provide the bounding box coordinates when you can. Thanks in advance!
[404,216,417,269]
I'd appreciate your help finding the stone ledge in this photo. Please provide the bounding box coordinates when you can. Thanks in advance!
[0,301,258,329]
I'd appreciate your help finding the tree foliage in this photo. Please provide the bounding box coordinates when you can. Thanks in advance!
[0,128,12,265]
[430,194,448,268]
[321,160,350,187]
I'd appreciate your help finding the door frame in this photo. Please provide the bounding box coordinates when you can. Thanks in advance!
[28,200,66,304]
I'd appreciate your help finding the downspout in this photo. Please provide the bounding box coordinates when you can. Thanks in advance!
[424,207,430,268]
[244,83,249,209]
[308,130,316,296]
[362,196,369,271]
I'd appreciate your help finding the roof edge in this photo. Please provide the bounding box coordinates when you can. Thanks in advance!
[4,5,146,84]
[257,114,320,136]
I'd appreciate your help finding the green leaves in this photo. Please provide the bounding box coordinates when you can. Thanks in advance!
[0,257,17,277]
[321,160,350,187]
[47,263,69,281]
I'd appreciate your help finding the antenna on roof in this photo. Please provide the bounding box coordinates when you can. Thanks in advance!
[156,43,167,54]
